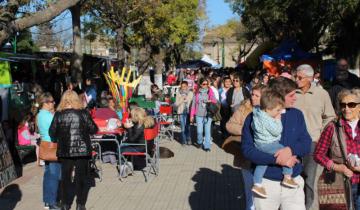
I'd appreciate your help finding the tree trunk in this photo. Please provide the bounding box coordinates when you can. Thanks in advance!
[70,3,83,84]
[115,26,125,67]
[153,51,164,88]
[0,0,80,45]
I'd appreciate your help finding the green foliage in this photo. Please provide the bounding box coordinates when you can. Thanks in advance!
[226,0,360,62]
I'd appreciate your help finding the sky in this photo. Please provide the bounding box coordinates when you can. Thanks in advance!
[206,0,239,27]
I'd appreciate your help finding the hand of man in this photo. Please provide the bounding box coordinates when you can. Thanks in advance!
[284,156,299,168]
[274,147,293,166]
[190,117,194,123]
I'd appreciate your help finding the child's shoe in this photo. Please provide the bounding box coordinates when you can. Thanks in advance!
[252,185,267,198]
[282,177,299,188]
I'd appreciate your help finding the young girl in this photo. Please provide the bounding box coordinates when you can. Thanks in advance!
[251,90,298,198]
[17,113,41,165]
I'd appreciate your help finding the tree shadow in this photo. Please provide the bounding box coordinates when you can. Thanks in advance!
[189,164,246,210]
[0,184,22,210]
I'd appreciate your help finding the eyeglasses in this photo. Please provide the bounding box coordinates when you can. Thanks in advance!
[340,102,359,109]
[46,100,55,104]
[233,79,239,82]
[295,75,306,81]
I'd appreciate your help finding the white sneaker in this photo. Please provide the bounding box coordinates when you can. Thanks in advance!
[39,160,45,166]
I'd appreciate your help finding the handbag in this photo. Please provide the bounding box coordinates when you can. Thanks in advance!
[206,102,219,118]
[39,141,58,161]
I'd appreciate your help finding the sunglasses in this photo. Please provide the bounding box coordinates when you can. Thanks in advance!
[46,100,55,104]
[201,83,208,86]
[233,79,239,82]
[340,102,359,109]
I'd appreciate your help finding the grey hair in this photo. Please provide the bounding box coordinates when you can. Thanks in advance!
[338,88,360,103]
[296,64,314,77]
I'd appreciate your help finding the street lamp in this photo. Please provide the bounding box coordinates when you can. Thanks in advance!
[5,33,18,53]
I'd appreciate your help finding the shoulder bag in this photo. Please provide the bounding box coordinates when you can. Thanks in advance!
[39,141,58,161]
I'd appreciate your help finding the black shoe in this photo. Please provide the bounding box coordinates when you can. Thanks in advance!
[76,204,86,210]
[61,204,70,210]
[49,204,61,210]
[193,142,201,148]
[44,203,50,209]
[204,148,211,152]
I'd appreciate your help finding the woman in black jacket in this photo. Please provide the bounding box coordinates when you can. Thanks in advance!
[49,90,98,210]
[225,73,251,115]
[122,107,155,154]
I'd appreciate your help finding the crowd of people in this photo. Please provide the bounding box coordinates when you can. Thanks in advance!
[11,57,360,210]
[169,59,359,210]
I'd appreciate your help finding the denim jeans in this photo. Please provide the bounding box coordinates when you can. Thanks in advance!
[352,184,360,210]
[242,168,255,210]
[43,162,61,205]
[195,116,212,149]
[180,113,190,144]
[253,142,292,184]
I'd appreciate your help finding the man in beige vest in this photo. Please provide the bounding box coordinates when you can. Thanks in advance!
[294,64,336,210]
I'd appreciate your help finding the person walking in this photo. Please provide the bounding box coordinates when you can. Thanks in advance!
[36,92,60,210]
[226,73,250,114]
[49,90,98,210]
[294,64,336,210]
[314,89,360,209]
[242,77,312,210]
[190,78,217,151]
[175,81,193,145]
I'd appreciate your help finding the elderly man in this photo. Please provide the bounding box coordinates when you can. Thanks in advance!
[294,64,336,210]
[242,77,312,210]
[329,58,360,114]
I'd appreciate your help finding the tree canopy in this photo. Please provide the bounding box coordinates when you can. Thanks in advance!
[226,0,360,66]
[0,0,81,45]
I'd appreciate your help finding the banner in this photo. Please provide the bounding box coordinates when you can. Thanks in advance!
[0,124,17,188]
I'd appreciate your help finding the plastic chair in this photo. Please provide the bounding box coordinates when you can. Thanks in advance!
[120,124,159,182]
[157,105,174,141]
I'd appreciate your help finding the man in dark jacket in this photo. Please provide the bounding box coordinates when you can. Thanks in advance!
[328,58,360,114]
[241,77,312,210]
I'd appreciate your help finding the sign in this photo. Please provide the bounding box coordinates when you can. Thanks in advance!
[0,124,17,188]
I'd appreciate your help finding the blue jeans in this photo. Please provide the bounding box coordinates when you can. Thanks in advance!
[352,184,360,210]
[253,142,292,184]
[242,168,255,210]
[195,116,212,149]
[43,162,61,205]
[180,113,190,144]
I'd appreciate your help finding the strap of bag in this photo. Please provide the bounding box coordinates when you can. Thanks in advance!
[334,120,355,210]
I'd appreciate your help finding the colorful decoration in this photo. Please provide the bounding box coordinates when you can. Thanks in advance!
[103,66,142,113]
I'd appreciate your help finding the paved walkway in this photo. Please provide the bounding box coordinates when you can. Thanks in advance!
[0,129,245,210]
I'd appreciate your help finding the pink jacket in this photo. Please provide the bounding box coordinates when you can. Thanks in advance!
[190,88,217,118]
[17,124,31,145]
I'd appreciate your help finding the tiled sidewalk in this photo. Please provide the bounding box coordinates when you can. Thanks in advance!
[0,137,245,210]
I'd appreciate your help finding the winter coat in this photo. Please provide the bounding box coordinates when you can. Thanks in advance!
[49,109,98,158]
[175,90,194,114]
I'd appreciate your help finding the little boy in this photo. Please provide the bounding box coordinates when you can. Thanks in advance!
[251,90,298,198]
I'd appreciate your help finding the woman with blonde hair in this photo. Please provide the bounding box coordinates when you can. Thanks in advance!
[36,92,60,210]
[49,90,98,210]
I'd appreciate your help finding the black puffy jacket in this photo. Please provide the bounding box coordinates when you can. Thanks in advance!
[49,109,98,158]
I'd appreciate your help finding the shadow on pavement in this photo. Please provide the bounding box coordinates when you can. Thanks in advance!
[189,164,246,210]
[0,184,22,210]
